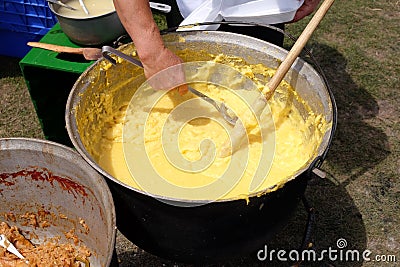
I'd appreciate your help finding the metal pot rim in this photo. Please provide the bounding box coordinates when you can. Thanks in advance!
[48,2,117,21]
[0,137,117,266]
[66,31,336,205]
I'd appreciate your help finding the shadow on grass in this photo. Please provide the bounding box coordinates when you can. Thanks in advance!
[116,177,367,267]
[224,178,367,267]
[309,43,390,186]
[0,55,23,78]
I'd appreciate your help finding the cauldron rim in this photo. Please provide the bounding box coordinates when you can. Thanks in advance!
[65,30,336,205]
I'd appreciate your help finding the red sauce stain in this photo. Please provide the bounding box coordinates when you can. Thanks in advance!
[0,167,88,198]
[0,173,16,186]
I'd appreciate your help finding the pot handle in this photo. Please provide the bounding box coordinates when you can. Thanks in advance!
[307,156,326,179]
[101,46,143,67]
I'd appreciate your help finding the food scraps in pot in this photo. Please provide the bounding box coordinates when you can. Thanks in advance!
[0,222,91,267]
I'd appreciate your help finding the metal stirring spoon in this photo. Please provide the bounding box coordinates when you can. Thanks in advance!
[79,0,89,15]
[0,234,28,263]
[101,46,238,126]
[46,0,77,10]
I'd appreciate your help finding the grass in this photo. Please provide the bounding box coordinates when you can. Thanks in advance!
[1,0,399,266]
[0,57,44,139]
[282,1,400,265]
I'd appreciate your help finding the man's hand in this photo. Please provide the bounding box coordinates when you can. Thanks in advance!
[291,0,321,23]
[141,47,188,95]
[114,0,188,95]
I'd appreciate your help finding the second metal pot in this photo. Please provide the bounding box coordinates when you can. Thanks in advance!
[48,2,126,46]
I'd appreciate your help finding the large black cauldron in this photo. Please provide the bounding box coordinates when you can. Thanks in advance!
[66,31,336,263]
[109,171,309,263]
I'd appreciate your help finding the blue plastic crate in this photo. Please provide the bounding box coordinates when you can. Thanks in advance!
[0,0,58,57]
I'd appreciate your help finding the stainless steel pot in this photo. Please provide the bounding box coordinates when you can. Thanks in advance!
[0,138,116,266]
[65,31,336,262]
[48,2,126,46]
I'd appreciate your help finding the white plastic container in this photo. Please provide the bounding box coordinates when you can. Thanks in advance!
[179,0,304,31]
[222,0,304,24]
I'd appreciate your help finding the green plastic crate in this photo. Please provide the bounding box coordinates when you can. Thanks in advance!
[20,23,94,146]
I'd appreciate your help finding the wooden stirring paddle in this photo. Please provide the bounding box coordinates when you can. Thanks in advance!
[27,42,102,60]
[219,0,335,157]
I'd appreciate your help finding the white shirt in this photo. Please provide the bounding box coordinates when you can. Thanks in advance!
[176,0,205,18]
[176,0,304,29]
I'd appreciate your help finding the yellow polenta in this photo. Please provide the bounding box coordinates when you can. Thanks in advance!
[79,51,328,201]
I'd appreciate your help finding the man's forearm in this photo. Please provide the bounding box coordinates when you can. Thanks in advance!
[113,0,165,63]
[112,0,187,94]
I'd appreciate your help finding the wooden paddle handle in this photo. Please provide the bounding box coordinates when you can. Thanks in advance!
[263,0,335,99]
[27,42,84,54]
[220,0,335,158]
